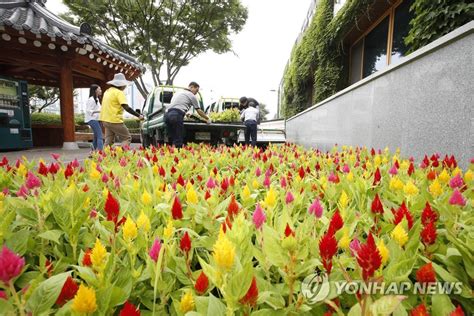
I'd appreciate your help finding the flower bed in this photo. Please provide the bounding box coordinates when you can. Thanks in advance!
[0,145,472,315]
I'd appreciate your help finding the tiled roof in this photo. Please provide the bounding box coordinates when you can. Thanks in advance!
[0,0,145,72]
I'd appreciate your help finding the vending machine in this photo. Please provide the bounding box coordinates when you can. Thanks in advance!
[0,77,33,150]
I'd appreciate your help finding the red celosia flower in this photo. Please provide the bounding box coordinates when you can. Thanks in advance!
[170,166,177,174]
[227,195,239,219]
[370,148,376,156]
[0,157,8,167]
[194,271,209,295]
[408,162,415,176]
[449,305,465,316]
[64,164,74,179]
[298,166,305,178]
[410,304,429,316]
[159,166,166,177]
[421,155,430,168]
[421,221,437,246]
[38,162,48,176]
[48,162,59,174]
[319,230,338,274]
[392,202,414,230]
[373,168,381,185]
[284,223,294,237]
[55,276,78,306]
[177,174,185,187]
[371,193,384,214]
[356,233,381,280]
[416,262,436,284]
[119,301,140,316]
[180,232,192,254]
[82,249,92,266]
[171,196,183,220]
[204,191,211,200]
[105,192,120,224]
[239,276,258,307]
[427,169,437,181]
[82,184,89,192]
[221,178,229,192]
[329,210,343,232]
[421,202,438,226]
[45,259,53,276]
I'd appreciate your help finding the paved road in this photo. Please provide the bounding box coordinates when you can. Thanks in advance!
[0,144,141,164]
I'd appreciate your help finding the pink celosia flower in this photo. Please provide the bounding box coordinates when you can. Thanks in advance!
[119,157,127,167]
[136,159,144,168]
[280,176,287,188]
[89,209,97,218]
[0,290,7,300]
[114,177,121,189]
[25,171,41,189]
[265,168,272,177]
[149,238,162,262]
[328,172,339,183]
[252,204,266,230]
[342,164,350,173]
[449,174,464,189]
[389,164,398,175]
[101,173,109,183]
[255,167,261,177]
[71,159,80,168]
[285,191,294,204]
[16,185,29,198]
[263,176,271,188]
[51,153,60,160]
[206,177,216,189]
[449,189,466,206]
[349,239,361,256]
[0,246,25,284]
[308,199,324,218]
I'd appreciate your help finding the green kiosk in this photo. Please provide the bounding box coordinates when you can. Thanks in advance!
[0,77,33,150]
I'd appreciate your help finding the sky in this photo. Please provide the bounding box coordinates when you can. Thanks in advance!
[45,0,313,119]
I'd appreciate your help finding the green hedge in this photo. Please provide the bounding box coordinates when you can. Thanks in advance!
[31,113,141,132]
[281,0,474,118]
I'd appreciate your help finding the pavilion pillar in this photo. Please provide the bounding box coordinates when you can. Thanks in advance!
[59,57,78,150]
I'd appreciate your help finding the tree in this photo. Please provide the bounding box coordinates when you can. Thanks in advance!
[63,0,248,97]
[28,85,60,113]
[259,103,269,121]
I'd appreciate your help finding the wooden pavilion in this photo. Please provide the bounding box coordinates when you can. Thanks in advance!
[0,0,144,149]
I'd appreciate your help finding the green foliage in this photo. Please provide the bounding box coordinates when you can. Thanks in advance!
[281,0,472,118]
[30,113,85,126]
[28,85,60,113]
[209,108,241,122]
[405,0,474,52]
[63,0,248,96]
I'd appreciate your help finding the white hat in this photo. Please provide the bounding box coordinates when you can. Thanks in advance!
[107,73,132,87]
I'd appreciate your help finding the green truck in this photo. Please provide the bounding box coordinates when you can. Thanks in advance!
[140,86,245,146]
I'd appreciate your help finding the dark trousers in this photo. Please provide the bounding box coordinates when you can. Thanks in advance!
[165,109,185,148]
[244,120,257,146]
[87,120,104,150]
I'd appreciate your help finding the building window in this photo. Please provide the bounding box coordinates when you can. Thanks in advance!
[349,0,414,83]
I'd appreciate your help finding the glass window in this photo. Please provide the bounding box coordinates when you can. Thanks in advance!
[363,16,389,78]
[350,39,364,84]
[391,0,414,64]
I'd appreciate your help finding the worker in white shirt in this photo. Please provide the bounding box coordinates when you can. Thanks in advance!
[240,102,260,146]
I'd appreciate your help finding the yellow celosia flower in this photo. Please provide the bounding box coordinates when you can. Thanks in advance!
[17,163,27,177]
[133,180,140,192]
[374,155,381,167]
[141,190,152,205]
[438,169,450,183]
[391,224,408,247]
[429,179,443,197]
[403,181,419,196]
[338,228,350,250]
[154,188,163,200]
[339,190,349,209]
[152,165,159,175]
[186,186,198,205]
[349,154,356,163]
[346,172,354,182]
[452,167,462,177]
[400,160,409,170]
[213,231,235,271]
[91,239,107,269]
[389,177,404,191]
[241,185,251,200]
[252,179,260,189]
[382,156,388,165]
[89,169,100,180]
[0,200,3,214]
[366,161,373,170]
[83,197,91,209]
[72,284,97,313]
[123,218,138,240]
[137,211,151,232]
[464,170,473,183]
[115,146,123,154]
[179,291,195,313]
[264,187,277,209]
[163,219,174,239]
[377,240,389,265]
[102,188,109,200]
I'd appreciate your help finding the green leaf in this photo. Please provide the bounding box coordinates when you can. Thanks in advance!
[228,263,254,300]
[257,291,286,309]
[6,229,30,256]
[207,293,226,316]
[431,294,455,316]
[347,303,362,316]
[9,198,37,222]
[370,295,406,316]
[38,230,63,245]
[26,272,70,315]
[0,298,14,314]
